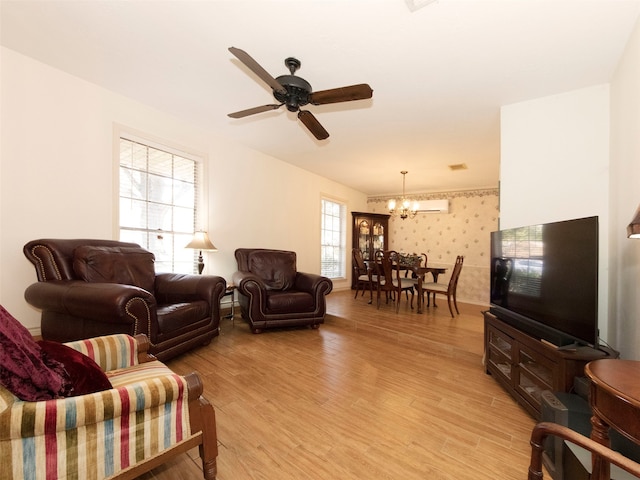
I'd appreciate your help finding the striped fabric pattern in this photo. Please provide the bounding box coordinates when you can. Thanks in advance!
[64,335,138,372]
[0,334,192,480]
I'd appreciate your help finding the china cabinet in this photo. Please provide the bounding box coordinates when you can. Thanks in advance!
[351,212,389,289]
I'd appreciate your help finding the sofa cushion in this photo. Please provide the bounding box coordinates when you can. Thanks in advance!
[38,340,112,396]
[248,250,297,290]
[0,305,71,400]
[156,300,210,334]
[73,246,156,293]
[266,290,315,313]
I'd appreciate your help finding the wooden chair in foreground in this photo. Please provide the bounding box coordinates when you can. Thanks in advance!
[528,422,640,479]
[421,255,464,317]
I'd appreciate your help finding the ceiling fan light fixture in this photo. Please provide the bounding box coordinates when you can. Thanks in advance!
[227,47,373,141]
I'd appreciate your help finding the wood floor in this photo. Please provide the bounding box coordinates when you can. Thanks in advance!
[143,289,542,480]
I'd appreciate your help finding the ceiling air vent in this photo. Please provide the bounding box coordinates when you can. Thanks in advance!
[448,163,468,171]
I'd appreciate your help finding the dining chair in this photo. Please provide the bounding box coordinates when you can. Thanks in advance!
[352,248,376,301]
[374,250,415,313]
[421,255,464,317]
[397,252,428,303]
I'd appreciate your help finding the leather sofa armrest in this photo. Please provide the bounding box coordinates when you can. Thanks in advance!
[295,272,334,296]
[24,280,155,327]
[154,273,226,304]
[232,271,267,294]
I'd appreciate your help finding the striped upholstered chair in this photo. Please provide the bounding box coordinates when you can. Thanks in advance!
[0,333,217,479]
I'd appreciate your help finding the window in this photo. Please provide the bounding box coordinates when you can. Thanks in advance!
[119,136,200,274]
[321,198,346,278]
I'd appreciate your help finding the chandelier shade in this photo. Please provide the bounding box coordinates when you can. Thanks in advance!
[388,171,419,220]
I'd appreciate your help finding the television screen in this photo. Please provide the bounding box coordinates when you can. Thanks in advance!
[490,216,598,347]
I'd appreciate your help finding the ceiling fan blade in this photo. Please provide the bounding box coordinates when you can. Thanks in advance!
[228,47,286,94]
[298,110,329,140]
[310,83,373,105]
[228,104,283,119]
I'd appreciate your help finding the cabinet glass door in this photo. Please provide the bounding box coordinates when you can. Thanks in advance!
[372,222,384,254]
[358,220,371,259]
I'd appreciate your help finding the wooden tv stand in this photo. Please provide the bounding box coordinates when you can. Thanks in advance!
[484,311,614,419]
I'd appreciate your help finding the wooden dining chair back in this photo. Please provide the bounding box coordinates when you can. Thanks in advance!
[422,255,464,317]
[374,250,415,313]
[352,248,375,300]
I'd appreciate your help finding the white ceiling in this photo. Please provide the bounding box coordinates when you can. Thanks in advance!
[2,0,640,197]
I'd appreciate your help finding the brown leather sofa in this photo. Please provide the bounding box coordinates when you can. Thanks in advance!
[23,238,226,361]
[232,248,333,333]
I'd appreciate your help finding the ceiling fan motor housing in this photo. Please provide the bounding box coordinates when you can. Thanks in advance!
[274,74,312,111]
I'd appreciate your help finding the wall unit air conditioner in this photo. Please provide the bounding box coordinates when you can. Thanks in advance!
[415,199,449,214]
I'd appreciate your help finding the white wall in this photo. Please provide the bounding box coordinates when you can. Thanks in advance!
[500,16,640,358]
[500,85,612,344]
[610,17,640,359]
[0,47,367,334]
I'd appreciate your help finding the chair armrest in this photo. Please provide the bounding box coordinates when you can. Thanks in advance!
[232,271,268,295]
[0,369,191,440]
[295,272,333,296]
[528,422,640,479]
[24,280,155,326]
[63,333,154,371]
[154,273,226,305]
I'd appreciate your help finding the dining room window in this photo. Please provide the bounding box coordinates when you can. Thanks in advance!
[321,198,346,279]
[118,135,202,273]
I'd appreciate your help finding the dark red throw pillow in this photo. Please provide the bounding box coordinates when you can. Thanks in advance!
[38,340,112,397]
[0,305,70,401]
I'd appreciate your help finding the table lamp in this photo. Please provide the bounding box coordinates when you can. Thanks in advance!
[628,204,640,238]
[186,231,217,274]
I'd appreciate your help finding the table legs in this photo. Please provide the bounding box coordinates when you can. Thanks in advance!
[590,414,611,480]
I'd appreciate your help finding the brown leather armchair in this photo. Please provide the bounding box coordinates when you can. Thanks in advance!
[23,238,226,361]
[232,248,333,333]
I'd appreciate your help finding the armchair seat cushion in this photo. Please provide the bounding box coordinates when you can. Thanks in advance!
[157,300,210,334]
[105,359,179,388]
[267,290,315,313]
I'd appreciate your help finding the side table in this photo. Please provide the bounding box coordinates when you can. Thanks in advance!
[585,359,640,480]
[222,284,236,320]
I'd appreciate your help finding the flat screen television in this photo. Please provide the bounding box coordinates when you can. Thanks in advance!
[489,216,599,348]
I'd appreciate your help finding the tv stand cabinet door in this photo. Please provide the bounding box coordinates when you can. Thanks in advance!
[514,342,557,415]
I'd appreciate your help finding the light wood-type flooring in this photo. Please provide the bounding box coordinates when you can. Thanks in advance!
[142,288,542,479]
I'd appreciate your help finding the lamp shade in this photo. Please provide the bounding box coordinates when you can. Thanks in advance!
[186,231,217,251]
[628,205,640,239]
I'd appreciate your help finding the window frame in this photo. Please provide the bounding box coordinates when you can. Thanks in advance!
[320,196,347,280]
[114,126,208,274]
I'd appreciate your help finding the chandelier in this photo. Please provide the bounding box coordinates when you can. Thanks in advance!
[388,170,419,220]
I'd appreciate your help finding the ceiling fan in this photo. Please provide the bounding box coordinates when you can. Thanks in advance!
[227,47,373,140]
